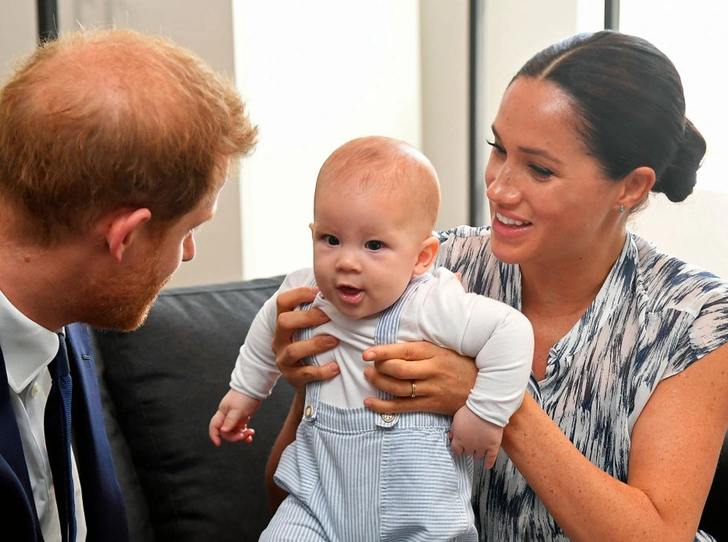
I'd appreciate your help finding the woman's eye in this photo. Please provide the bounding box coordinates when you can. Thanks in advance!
[323,235,340,246]
[530,164,554,178]
[486,140,506,156]
[365,240,384,251]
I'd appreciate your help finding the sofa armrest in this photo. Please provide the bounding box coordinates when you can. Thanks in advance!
[92,275,292,542]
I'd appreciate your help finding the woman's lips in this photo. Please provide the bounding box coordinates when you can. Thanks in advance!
[491,211,532,239]
[495,212,530,226]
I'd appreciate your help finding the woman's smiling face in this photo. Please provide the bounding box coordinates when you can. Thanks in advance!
[484,77,625,269]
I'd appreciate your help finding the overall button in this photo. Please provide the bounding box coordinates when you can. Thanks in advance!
[381,413,395,423]
[304,405,313,418]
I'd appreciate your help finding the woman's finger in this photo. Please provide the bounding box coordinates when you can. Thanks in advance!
[369,357,436,381]
[363,341,438,365]
[362,342,477,416]
[272,286,322,355]
[276,304,330,335]
[363,364,420,397]
[363,394,446,415]
[275,333,339,393]
[276,333,337,369]
[363,368,456,415]
[275,285,319,314]
[279,357,340,390]
[270,285,340,394]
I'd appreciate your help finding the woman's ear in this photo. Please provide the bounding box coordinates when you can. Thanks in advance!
[413,236,440,275]
[104,208,153,263]
[619,166,656,213]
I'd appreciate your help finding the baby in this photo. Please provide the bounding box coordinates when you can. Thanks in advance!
[209,135,534,540]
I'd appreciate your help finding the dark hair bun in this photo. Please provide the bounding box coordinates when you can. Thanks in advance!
[653,119,706,202]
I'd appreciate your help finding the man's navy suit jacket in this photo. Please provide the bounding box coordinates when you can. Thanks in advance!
[0,323,129,541]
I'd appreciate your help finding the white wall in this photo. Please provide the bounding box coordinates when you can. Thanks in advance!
[420,0,470,231]
[630,192,728,276]
[0,2,36,83]
[619,0,728,278]
[0,0,244,288]
[2,1,725,283]
[0,0,437,286]
[233,0,423,279]
[58,0,244,288]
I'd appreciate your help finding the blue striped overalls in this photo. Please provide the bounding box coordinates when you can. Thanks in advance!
[261,276,477,541]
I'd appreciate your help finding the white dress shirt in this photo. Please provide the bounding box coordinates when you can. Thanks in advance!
[0,290,86,541]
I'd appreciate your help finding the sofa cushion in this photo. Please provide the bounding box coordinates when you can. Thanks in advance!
[92,275,292,542]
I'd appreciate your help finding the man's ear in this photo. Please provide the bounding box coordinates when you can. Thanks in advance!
[105,208,153,263]
[413,236,440,275]
[619,166,655,213]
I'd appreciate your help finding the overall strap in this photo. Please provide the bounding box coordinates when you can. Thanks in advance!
[373,273,433,426]
[295,280,323,422]
[374,273,432,346]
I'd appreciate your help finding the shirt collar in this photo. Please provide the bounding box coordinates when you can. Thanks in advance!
[0,289,61,393]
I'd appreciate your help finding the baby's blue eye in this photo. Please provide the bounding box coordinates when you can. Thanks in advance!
[324,235,340,246]
[366,240,384,251]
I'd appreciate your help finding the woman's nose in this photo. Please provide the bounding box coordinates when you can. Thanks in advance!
[486,163,520,205]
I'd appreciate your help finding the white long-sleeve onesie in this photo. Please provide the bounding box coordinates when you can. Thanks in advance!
[230,266,533,427]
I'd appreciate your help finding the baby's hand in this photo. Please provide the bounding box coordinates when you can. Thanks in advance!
[449,406,503,469]
[208,389,262,446]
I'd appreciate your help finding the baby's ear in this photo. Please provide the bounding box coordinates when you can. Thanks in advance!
[413,236,440,275]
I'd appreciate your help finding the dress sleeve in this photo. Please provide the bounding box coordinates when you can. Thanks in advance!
[665,283,728,379]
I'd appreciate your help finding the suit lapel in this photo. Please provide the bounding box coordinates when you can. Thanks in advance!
[0,341,43,541]
[0,325,128,541]
[66,324,129,541]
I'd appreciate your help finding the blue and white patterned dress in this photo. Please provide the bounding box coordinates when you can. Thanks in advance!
[434,226,728,542]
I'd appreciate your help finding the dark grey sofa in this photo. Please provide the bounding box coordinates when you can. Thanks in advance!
[92,275,291,541]
[90,276,727,541]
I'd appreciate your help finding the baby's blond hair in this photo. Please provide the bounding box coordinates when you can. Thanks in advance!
[314,136,440,238]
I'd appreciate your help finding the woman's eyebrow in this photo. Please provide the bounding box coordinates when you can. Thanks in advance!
[491,125,563,166]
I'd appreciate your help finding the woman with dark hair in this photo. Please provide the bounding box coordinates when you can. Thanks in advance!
[268,31,728,541]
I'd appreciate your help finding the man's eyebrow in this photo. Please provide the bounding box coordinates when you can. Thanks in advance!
[491,126,563,166]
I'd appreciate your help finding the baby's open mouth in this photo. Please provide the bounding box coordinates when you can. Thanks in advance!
[337,285,364,303]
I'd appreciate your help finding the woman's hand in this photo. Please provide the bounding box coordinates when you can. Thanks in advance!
[272,286,340,395]
[266,285,340,512]
[362,341,477,416]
